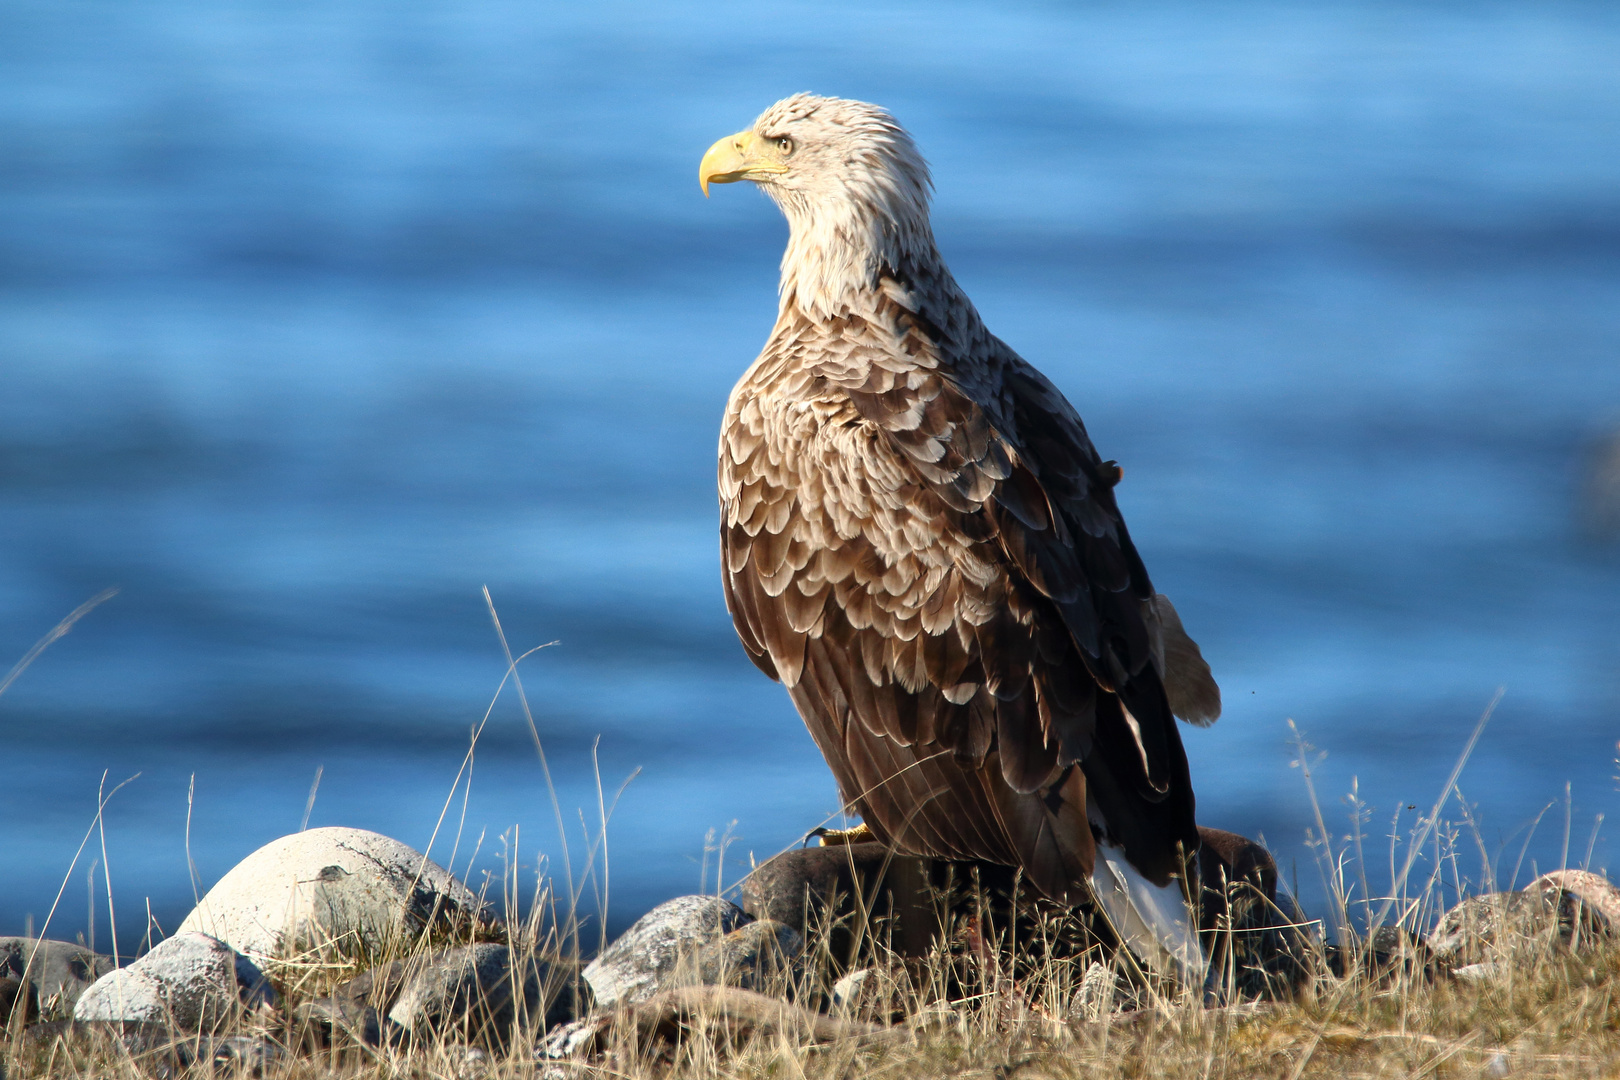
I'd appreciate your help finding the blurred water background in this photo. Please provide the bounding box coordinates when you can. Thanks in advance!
[3,0,1619,948]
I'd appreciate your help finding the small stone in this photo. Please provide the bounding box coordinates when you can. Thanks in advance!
[1070,962,1121,1022]
[1452,962,1507,983]
[830,968,870,1013]
[0,938,116,1023]
[388,943,570,1048]
[583,896,749,1009]
[72,932,274,1032]
[292,959,408,1047]
[535,1014,608,1074]
[178,827,493,980]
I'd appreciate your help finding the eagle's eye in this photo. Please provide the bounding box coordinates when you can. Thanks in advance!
[777,137,794,155]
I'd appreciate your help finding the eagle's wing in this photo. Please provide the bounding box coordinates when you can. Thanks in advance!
[987,359,1220,729]
[1145,593,1221,727]
[720,303,1206,890]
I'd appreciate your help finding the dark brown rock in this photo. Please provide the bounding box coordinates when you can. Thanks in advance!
[738,842,895,936]
[740,828,1314,1002]
[1195,828,1313,999]
[739,842,1002,963]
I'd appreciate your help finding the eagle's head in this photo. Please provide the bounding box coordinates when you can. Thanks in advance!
[700,94,931,214]
[700,94,940,315]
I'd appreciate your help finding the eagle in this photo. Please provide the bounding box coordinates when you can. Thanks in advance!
[701,95,1221,973]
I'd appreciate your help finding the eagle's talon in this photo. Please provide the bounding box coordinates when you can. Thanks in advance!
[808,824,876,847]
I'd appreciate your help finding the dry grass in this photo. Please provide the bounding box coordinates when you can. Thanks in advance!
[4,608,1614,1078]
[6,908,1616,1079]
[6,797,1617,1080]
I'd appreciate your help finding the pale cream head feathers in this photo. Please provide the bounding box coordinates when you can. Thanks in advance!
[700,94,939,319]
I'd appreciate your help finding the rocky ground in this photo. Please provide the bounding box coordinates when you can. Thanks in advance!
[2,824,1618,1078]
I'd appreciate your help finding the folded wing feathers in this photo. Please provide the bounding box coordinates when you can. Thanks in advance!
[718,290,1214,896]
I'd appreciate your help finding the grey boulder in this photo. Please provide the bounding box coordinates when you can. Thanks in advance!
[72,931,274,1032]
[1430,870,1619,968]
[0,938,116,1023]
[583,896,749,1009]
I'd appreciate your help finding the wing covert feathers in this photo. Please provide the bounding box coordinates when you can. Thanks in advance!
[719,284,1212,894]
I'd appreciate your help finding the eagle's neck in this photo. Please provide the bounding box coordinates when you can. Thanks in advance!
[771,187,960,326]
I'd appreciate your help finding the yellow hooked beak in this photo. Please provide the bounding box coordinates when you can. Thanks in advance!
[699,130,788,196]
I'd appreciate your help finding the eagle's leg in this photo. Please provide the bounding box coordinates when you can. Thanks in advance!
[810,823,876,847]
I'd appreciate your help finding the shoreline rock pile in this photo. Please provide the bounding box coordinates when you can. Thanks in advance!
[6,823,1616,1072]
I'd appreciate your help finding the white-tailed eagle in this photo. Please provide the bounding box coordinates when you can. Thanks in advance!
[701,95,1220,969]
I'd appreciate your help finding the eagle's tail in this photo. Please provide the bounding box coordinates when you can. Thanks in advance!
[1090,840,1205,983]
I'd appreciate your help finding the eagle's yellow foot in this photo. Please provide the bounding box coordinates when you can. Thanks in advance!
[811,824,875,847]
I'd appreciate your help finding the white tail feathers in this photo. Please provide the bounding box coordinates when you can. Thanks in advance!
[1089,842,1205,985]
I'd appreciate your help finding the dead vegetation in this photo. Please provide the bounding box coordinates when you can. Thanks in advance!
[4,614,1614,1078]
[5,790,1617,1080]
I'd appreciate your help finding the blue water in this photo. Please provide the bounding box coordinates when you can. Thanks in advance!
[3,0,1619,947]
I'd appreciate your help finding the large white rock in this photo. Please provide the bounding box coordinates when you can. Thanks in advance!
[178,827,491,968]
[72,931,273,1031]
